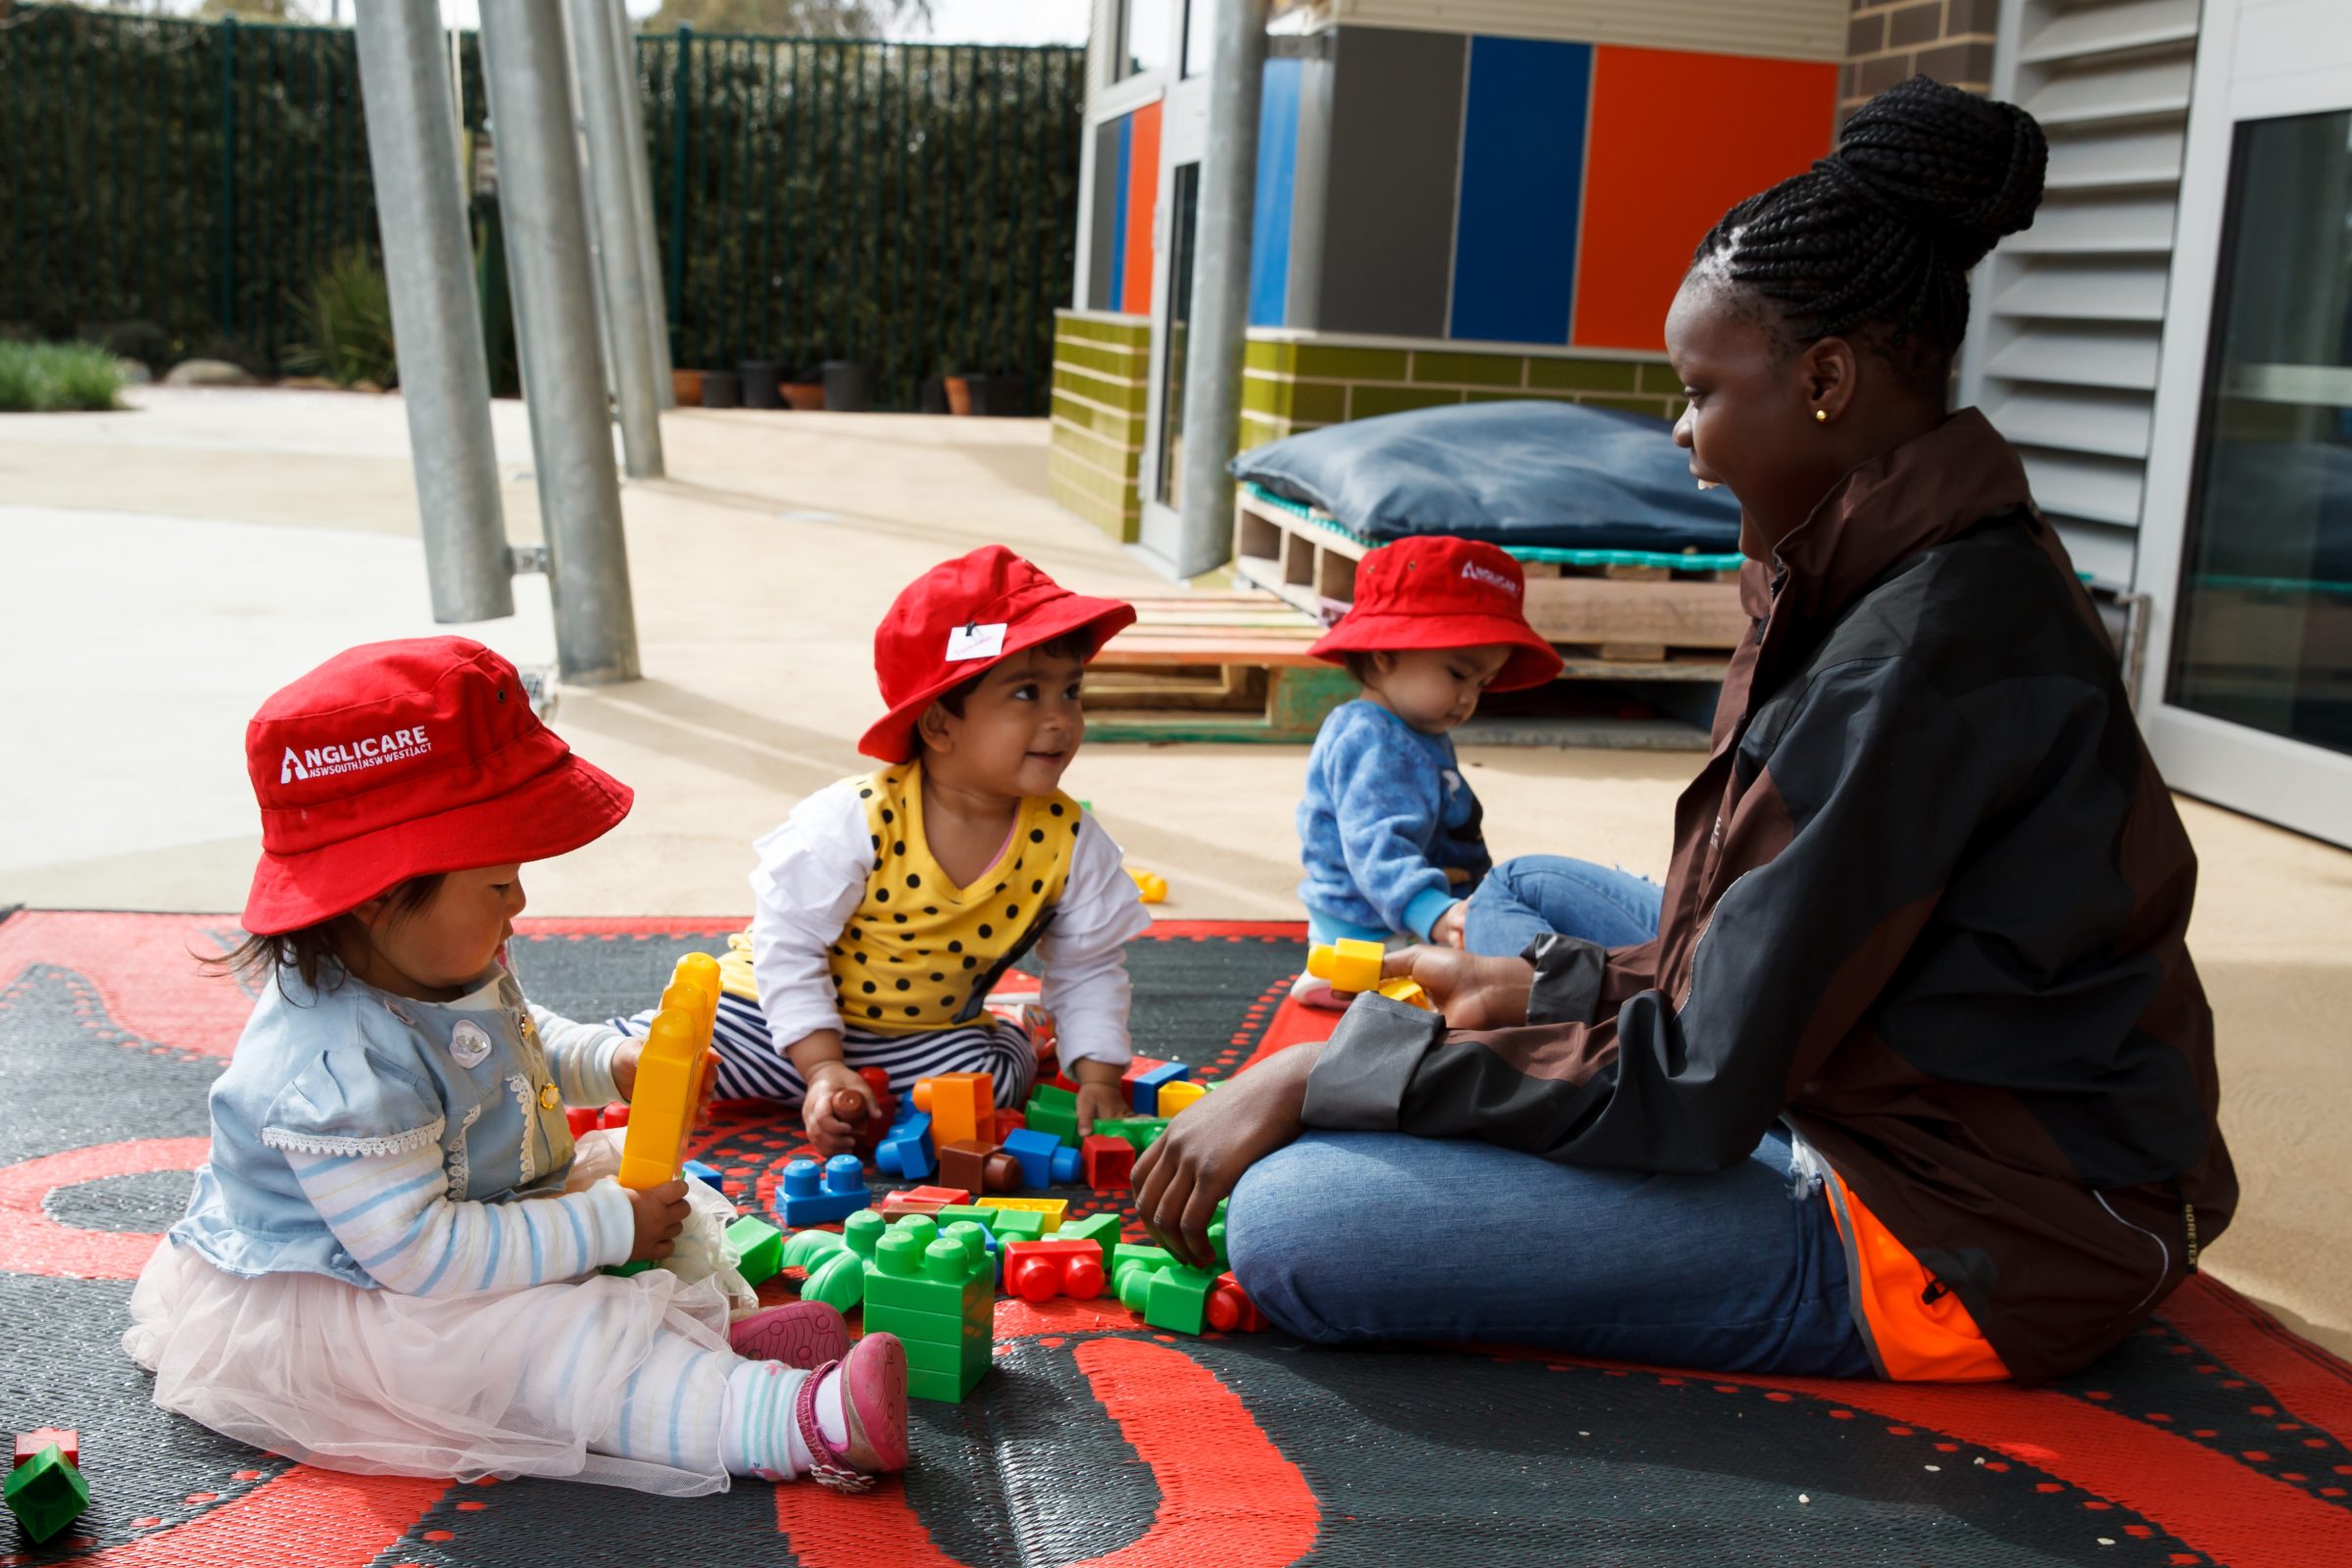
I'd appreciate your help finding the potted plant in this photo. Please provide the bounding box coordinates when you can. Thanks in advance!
[700,368,742,408]
[738,360,783,409]
[822,360,874,413]
[782,368,826,412]
[671,368,703,407]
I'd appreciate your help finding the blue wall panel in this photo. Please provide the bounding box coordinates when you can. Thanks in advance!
[1249,57,1302,328]
[1106,115,1133,313]
[1447,37,1592,345]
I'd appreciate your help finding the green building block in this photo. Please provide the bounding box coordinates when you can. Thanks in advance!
[4,1446,88,1545]
[1146,1267,1216,1336]
[783,1209,885,1311]
[1093,1116,1169,1152]
[1023,1085,1080,1148]
[976,1206,1046,1242]
[860,1216,995,1401]
[1209,1197,1230,1269]
[1061,1211,1121,1274]
[723,1214,784,1286]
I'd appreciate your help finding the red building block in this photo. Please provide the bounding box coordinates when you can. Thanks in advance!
[911,1072,995,1148]
[996,1107,1026,1137]
[1207,1272,1264,1333]
[565,1105,601,1139]
[938,1140,1021,1195]
[600,1102,630,1130]
[850,1067,898,1161]
[12,1431,76,1471]
[1003,1238,1106,1302]
[874,1185,972,1220]
[1082,1134,1134,1193]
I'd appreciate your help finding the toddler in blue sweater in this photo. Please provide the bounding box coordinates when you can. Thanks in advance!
[1295,536,1563,1004]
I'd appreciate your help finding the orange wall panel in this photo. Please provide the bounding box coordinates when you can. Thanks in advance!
[1571,47,1838,352]
[1120,101,1162,316]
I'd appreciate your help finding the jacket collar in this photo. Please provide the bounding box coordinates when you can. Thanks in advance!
[1758,408,2035,629]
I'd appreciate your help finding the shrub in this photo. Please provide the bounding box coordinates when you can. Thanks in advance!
[0,341,127,413]
[286,248,399,389]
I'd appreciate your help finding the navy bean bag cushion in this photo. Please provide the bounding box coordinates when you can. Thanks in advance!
[1230,400,1742,555]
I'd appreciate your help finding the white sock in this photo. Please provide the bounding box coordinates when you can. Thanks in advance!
[816,1366,849,1447]
[718,1359,815,1479]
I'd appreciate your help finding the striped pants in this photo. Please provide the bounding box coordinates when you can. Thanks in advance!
[612,992,1037,1108]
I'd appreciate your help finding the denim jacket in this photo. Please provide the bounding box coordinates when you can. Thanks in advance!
[171,958,623,1288]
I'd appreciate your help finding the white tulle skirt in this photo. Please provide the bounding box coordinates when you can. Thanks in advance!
[124,1140,754,1497]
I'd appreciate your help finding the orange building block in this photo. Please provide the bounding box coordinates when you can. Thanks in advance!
[911,1071,995,1148]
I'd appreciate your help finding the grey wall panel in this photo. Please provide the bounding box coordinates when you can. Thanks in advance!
[1313,27,1465,337]
[1087,118,1124,312]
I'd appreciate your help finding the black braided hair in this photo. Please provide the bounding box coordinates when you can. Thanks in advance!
[1690,75,2048,394]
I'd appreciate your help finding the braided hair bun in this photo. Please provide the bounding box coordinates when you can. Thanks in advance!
[1691,75,2048,390]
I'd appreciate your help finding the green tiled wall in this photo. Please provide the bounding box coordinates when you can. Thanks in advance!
[1239,337,1685,451]
[1048,311,1151,542]
[1047,315,1688,543]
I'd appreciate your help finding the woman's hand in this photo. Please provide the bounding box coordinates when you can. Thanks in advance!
[1371,947,1535,1031]
[1133,1043,1322,1269]
[625,1178,690,1262]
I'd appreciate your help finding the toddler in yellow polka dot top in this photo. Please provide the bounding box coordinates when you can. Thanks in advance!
[615,546,1149,1154]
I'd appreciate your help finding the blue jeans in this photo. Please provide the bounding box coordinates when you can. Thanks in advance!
[1464,854,1664,957]
[1228,1128,1874,1377]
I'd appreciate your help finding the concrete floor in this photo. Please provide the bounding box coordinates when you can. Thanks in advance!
[2,387,2344,1353]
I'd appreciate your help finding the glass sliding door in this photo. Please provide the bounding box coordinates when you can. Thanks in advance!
[2166,110,2352,760]
[1155,163,1200,515]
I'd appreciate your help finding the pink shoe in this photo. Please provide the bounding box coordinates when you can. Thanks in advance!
[795,1333,908,1492]
[729,1302,850,1369]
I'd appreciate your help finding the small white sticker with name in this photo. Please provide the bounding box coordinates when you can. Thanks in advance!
[946,622,1007,662]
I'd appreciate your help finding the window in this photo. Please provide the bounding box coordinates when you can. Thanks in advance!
[1183,0,1213,78]
[2167,110,2352,758]
[1119,0,1174,80]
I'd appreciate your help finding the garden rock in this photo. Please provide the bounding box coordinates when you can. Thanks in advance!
[115,359,153,385]
[163,359,256,387]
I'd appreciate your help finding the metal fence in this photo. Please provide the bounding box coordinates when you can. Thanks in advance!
[0,6,1085,414]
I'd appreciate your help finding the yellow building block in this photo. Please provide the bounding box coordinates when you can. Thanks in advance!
[617,956,718,1190]
[1157,1080,1207,1117]
[1127,866,1167,904]
[974,1196,1067,1233]
[1306,939,1433,1010]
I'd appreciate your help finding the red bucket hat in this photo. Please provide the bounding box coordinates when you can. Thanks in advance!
[1309,536,1563,692]
[859,546,1137,763]
[241,637,633,935]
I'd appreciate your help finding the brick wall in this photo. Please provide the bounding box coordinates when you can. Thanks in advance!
[1842,0,1998,115]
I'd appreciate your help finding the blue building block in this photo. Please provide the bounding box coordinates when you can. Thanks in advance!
[1003,1127,1082,1189]
[1128,1060,1191,1114]
[874,1110,936,1180]
[683,1159,727,1195]
[779,1153,873,1226]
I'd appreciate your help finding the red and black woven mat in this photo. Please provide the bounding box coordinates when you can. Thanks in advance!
[2,909,2346,1567]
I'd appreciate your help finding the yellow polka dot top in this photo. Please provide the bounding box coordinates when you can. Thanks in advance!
[829,761,1082,1035]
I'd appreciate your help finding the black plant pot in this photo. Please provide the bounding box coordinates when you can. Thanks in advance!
[822,360,874,413]
[968,372,1028,417]
[699,369,742,409]
[738,360,783,409]
[918,377,951,416]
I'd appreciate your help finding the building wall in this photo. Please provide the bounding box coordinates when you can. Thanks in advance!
[1298,0,1850,64]
[1840,0,1999,115]
[1048,311,1152,541]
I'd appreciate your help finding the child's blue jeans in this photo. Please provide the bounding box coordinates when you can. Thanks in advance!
[1463,854,1664,957]
[1237,852,1874,1377]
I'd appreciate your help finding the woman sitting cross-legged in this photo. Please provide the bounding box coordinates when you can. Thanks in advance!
[1132,77,2235,1386]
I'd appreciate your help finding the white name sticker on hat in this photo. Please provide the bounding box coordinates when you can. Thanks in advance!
[945,622,1007,662]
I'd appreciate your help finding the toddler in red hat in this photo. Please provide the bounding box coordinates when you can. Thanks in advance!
[1294,536,1563,1005]
[610,546,1150,1155]
[126,637,908,1497]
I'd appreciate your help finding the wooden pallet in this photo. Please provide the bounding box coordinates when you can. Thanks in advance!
[1234,486,1746,675]
[1085,592,1356,744]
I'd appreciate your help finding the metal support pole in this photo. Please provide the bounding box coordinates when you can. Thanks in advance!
[352,0,512,622]
[1172,0,1269,580]
[608,0,676,409]
[567,0,664,477]
[479,0,640,685]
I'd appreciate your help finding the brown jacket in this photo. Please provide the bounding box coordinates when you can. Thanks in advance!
[1300,411,2235,1384]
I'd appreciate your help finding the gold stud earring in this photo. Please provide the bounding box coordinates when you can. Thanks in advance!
[1814,409,1829,423]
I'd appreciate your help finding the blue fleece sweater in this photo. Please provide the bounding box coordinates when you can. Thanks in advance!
[1297,700,1492,940]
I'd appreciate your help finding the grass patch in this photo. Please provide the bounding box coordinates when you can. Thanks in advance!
[0,341,126,413]
[287,247,398,389]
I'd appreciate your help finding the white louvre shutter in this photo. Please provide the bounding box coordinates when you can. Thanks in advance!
[1960,0,2203,586]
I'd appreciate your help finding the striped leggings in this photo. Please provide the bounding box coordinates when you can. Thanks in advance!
[612,992,1037,1108]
